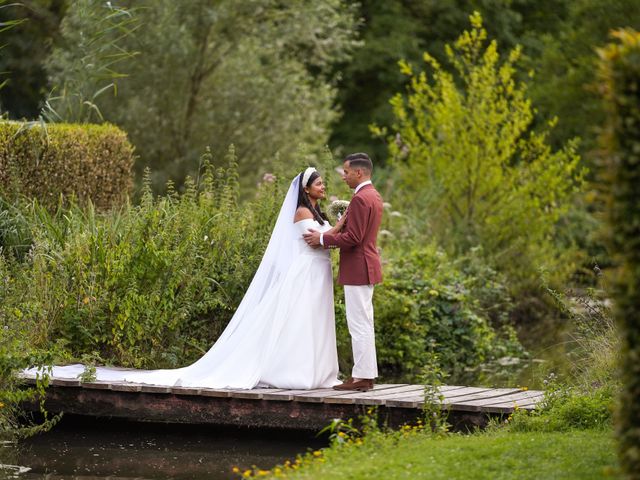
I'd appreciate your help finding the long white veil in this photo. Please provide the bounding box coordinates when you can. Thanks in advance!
[200,173,302,344]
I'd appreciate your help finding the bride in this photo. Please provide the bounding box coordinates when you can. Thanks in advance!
[27,168,343,390]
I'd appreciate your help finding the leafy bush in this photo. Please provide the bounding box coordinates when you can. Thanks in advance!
[372,240,525,383]
[0,121,134,210]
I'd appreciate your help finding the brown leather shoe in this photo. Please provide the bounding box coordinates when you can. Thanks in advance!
[350,379,374,392]
[333,379,355,391]
[333,378,374,392]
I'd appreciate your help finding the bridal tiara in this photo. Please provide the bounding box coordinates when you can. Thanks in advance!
[302,167,317,187]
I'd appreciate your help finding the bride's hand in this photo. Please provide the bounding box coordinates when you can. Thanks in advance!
[335,213,347,231]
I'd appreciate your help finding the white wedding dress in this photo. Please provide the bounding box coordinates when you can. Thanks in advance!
[24,175,340,390]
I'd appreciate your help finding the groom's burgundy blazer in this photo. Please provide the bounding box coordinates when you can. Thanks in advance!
[323,184,383,286]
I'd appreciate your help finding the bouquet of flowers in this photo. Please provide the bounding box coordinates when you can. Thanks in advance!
[327,199,350,223]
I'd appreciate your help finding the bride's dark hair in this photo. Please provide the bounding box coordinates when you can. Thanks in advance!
[297,171,328,224]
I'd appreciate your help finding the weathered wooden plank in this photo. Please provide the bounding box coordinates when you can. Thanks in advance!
[381,387,495,408]
[139,385,172,394]
[489,394,545,409]
[110,383,143,393]
[325,385,422,405]
[79,381,111,390]
[316,384,409,405]
[443,388,522,404]
[385,387,494,407]
[51,378,81,387]
[293,384,402,403]
[385,387,515,409]
[198,388,233,398]
[460,390,544,408]
[230,389,290,400]
[446,389,527,412]
[384,399,420,408]
[170,387,201,396]
[437,386,469,393]
[438,387,496,399]
[260,388,328,401]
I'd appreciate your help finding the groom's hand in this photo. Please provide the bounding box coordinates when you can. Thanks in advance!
[303,229,322,248]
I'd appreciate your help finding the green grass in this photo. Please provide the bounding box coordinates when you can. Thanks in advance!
[271,429,618,479]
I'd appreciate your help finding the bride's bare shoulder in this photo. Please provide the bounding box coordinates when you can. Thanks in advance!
[294,206,314,222]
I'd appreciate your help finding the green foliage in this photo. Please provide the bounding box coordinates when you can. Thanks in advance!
[372,239,525,383]
[0,121,134,210]
[376,12,585,293]
[598,27,640,480]
[46,0,360,190]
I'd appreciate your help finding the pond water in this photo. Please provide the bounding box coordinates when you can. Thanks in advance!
[9,416,326,479]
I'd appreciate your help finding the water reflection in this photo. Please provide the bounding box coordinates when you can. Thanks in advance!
[16,415,326,479]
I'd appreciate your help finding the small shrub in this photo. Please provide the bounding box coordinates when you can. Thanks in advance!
[0,121,134,210]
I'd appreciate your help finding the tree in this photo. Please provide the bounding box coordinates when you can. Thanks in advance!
[376,12,584,291]
[0,0,67,119]
[598,28,640,480]
[46,0,360,190]
[526,0,640,155]
[330,0,567,163]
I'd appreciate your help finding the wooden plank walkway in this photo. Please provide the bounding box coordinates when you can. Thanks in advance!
[19,373,543,431]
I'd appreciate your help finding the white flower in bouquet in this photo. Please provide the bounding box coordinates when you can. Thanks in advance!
[327,199,350,222]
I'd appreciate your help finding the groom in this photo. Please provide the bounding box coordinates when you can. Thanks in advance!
[304,153,383,392]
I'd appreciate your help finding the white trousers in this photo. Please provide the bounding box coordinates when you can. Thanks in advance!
[344,284,378,379]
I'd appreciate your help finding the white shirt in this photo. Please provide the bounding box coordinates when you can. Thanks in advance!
[354,180,372,194]
[320,180,372,246]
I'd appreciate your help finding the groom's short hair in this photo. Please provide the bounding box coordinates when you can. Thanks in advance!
[345,153,373,173]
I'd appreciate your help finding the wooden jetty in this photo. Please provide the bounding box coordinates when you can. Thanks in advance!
[20,375,544,432]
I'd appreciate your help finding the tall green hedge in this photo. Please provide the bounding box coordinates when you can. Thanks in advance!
[0,122,134,209]
[598,29,640,479]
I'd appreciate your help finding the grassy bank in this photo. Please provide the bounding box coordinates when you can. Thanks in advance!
[249,429,616,479]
